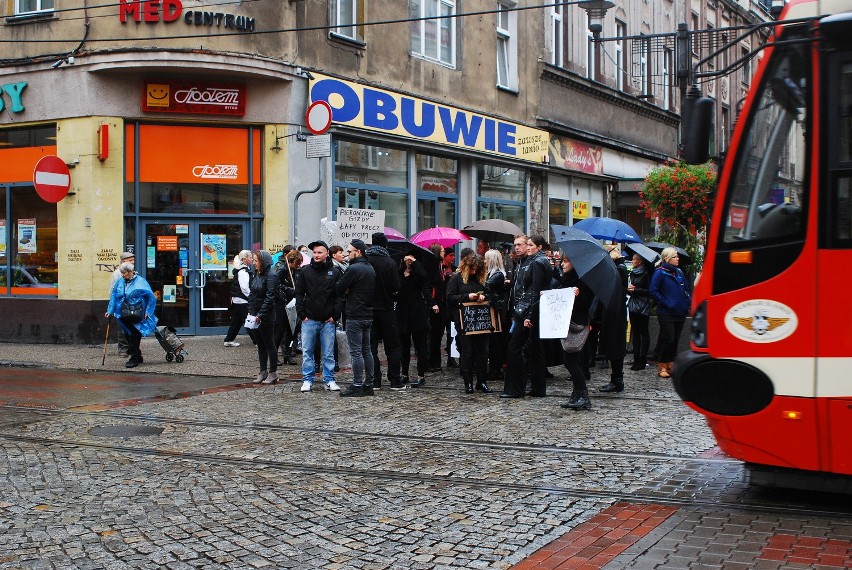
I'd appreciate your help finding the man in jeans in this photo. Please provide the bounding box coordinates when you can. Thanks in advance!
[295,240,343,392]
[366,232,404,390]
[335,239,376,397]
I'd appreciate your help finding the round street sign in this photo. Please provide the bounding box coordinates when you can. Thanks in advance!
[33,155,71,203]
[306,100,333,135]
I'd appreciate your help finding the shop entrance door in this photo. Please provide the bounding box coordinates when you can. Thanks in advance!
[141,221,248,336]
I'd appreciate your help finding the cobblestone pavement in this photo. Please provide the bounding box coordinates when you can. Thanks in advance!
[1,337,850,568]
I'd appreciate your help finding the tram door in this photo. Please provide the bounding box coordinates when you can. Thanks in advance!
[141,221,248,335]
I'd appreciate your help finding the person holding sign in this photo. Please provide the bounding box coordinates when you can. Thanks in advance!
[557,255,595,411]
[446,255,493,394]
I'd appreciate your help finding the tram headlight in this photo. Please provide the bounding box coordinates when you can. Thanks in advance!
[691,300,708,348]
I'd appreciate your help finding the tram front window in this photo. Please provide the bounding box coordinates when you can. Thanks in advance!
[722,28,809,245]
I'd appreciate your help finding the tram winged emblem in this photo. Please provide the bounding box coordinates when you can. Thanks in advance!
[732,308,790,335]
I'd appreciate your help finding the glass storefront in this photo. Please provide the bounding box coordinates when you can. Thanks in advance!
[416,153,458,232]
[477,163,526,230]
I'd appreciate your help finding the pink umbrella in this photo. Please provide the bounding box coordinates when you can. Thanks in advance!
[300,251,311,266]
[410,227,471,248]
[384,227,406,241]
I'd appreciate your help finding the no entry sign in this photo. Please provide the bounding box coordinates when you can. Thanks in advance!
[33,155,71,203]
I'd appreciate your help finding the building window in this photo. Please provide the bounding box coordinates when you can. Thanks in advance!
[331,0,361,41]
[615,20,627,92]
[549,3,563,67]
[742,47,752,85]
[662,47,672,111]
[410,0,456,67]
[477,164,526,231]
[16,0,54,14]
[496,2,518,90]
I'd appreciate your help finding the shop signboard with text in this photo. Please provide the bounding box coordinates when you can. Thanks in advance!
[549,135,604,175]
[309,74,548,164]
[143,81,246,116]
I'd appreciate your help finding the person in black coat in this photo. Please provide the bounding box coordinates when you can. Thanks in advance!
[484,249,508,383]
[336,240,377,397]
[599,249,630,393]
[626,253,652,371]
[558,256,595,410]
[274,250,302,365]
[366,232,404,389]
[501,235,552,398]
[445,255,492,394]
[397,254,430,387]
[248,249,279,385]
[425,243,447,371]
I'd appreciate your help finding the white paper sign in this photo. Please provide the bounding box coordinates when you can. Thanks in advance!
[17,219,37,254]
[335,208,385,244]
[539,288,575,339]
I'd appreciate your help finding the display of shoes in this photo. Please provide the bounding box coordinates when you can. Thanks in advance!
[223,341,240,347]
[325,381,341,391]
[300,381,312,392]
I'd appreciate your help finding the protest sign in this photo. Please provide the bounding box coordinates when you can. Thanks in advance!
[539,288,575,339]
[335,208,385,244]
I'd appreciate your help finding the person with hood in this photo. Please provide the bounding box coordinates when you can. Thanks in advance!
[650,247,691,378]
[274,249,302,365]
[501,235,552,398]
[366,232,404,390]
[295,240,343,392]
[626,253,653,371]
[224,249,256,348]
[397,253,430,388]
[105,262,157,369]
[599,247,630,393]
[110,251,135,357]
[248,249,279,384]
[336,239,376,397]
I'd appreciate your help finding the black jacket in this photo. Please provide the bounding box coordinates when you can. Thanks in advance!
[335,255,375,320]
[295,258,343,322]
[512,251,551,320]
[560,269,594,327]
[366,246,400,311]
[248,251,278,321]
[445,273,490,330]
[396,260,430,334]
[627,263,652,317]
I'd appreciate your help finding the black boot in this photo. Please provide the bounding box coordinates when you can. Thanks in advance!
[340,384,365,397]
[599,376,624,393]
[462,370,474,394]
[447,357,458,368]
[561,389,591,410]
[475,379,493,393]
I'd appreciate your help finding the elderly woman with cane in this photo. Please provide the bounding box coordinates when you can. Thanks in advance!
[105,262,157,368]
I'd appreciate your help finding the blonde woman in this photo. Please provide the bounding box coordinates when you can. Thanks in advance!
[445,255,492,394]
[484,249,507,389]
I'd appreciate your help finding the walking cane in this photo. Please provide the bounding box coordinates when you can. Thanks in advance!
[102,316,111,366]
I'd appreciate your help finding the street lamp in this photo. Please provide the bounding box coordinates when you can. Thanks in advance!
[579,0,615,39]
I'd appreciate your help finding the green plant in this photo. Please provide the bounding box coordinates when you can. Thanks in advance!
[639,161,716,272]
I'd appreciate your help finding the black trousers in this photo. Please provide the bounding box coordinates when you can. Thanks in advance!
[371,309,401,385]
[504,317,546,396]
[400,329,428,377]
[119,318,142,360]
[273,302,293,352]
[255,320,277,374]
[658,315,685,363]
[457,332,489,384]
[427,312,445,368]
[563,350,587,392]
[224,302,254,343]
[629,313,650,365]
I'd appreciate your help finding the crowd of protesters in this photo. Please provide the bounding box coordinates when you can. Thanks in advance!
[218,230,691,406]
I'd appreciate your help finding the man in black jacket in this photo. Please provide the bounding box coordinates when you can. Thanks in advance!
[295,240,343,393]
[366,232,405,390]
[336,239,376,397]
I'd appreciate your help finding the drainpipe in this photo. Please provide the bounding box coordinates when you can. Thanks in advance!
[293,156,324,245]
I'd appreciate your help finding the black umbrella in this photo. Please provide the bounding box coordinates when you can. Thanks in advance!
[625,242,661,266]
[554,227,621,310]
[386,239,439,275]
[462,219,524,244]
[643,241,692,266]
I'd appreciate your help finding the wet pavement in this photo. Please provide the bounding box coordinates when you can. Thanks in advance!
[0,335,850,568]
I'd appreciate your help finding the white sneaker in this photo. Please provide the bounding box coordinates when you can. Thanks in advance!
[325,381,341,392]
[300,381,312,393]
[223,341,240,347]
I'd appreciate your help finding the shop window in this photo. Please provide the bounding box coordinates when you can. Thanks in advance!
[548,198,571,243]
[0,186,58,296]
[416,153,458,233]
[410,0,456,67]
[477,163,526,231]
[16,0,54,15]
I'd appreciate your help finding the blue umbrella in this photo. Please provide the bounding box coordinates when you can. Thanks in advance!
[572,217,642,243]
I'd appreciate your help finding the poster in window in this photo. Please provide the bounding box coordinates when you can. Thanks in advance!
[162,284,176,303]
[201,234,227,270]
[147,246,156,268]
[17,219,37,254]
[345,188,360,209]
[365,190,380,210]
[0,219,6,255]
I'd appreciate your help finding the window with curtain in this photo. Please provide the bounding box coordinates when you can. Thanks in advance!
[410,0,456,67]
[496,2,518,90]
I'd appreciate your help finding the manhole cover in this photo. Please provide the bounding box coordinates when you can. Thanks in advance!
[89,425,164,438]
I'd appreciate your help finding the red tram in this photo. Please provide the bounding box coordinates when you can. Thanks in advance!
[673,0,852,492]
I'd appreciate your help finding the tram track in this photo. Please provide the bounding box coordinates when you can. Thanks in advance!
[1,403,848,520]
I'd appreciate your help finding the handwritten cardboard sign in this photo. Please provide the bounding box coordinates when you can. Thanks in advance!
[459,302,501,335]
[335,208,385,244]
[539,288,575,339]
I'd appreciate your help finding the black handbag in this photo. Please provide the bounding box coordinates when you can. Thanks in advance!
[121,283,144,324]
